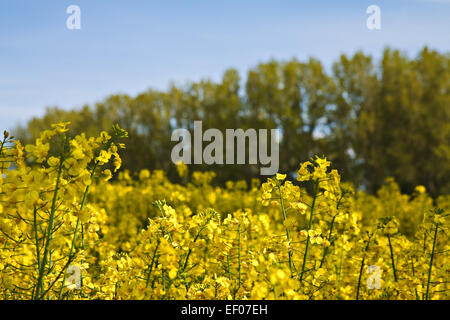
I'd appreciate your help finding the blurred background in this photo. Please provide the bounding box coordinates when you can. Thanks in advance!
[1,0,449,196]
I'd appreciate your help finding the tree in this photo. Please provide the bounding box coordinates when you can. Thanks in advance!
[15,47,449,196]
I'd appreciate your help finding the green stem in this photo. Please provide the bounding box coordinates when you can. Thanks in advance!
[238,224,241,290]
[319,193,344,268]
[182,218,211,272]
[162,268,166,298]
[319,214,337,268]
[35,156,63,299]
[233,224,242,299]
[387,234,397,282]
[278,185,293,277]
[356,234,372,300]
[337,245,344,298]
[0,136,7,173]
[227,254,231,280]
[299,180,319,284]
[410,257,419,300]
[425,224,438,300]
[33,208,42,296]
[57,161,99,299]
[146,240,161,288]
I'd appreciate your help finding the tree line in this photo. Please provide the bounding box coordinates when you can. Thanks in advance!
[15,47,450,197]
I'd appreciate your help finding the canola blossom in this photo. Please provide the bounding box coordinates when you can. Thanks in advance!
[0,124,448,300]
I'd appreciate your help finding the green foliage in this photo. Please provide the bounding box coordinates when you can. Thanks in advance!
[15,47,450,196]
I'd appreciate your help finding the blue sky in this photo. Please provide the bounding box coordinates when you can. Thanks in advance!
[1,0,449,132]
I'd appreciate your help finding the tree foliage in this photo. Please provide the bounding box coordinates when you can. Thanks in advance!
[15,47,450,196]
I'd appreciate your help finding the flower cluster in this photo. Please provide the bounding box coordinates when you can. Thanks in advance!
[0,123,127,299]
[0,126,448,300]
